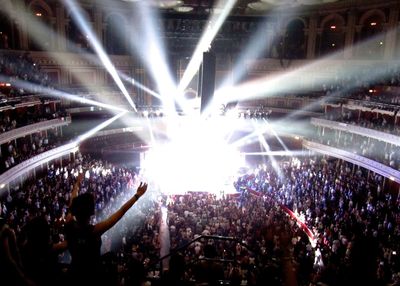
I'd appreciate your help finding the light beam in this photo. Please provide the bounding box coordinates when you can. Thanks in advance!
[64,0,137,111]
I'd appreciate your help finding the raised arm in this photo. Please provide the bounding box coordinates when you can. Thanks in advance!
[65,172,85,223]
[94,182,148,236]
[69,172,85,207]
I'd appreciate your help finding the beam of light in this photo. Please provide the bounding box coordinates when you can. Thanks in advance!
[118,72,163,101]
[77,111,128,142]
[125,2,179,115]
[8,1,153,111]
[141,116,244,195]
[230,119,273,148]
[0,76,128,113]
[263,119,291,153]
[1,0,117,101]
[178,0,237,93]
[214,27,399,105]
[252,120,282,178]
[64,0,137,112]
[145,115,157,147]
[243,150,308,156]
[217,7,290,93]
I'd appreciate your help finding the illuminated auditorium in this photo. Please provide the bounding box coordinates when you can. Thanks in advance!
[1,0,400,285]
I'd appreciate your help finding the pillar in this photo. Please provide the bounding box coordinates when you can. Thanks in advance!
[344,10,357,59]
[307,14,318,59]
[384,6,399,60]
[56,5,67,51]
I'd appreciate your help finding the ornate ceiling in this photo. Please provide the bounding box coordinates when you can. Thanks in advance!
[120,0,345,16]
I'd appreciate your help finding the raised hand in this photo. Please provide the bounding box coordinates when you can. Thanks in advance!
[135,182,148,198]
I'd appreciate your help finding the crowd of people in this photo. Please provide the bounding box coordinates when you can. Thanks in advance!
[1,152,399,286]
[324,105,400,136]
[0,52,51,97]
[0,128,62,173]
[0,105,67,135]
[234,157,400,286]
[0,155,156,286]
[311,125,400,170]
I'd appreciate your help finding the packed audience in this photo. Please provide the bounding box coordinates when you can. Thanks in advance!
[311,125,400,170]
[1,153,400,285]
[234,158,400,286]
[323,105,400,136]
[0,105,67,135]
[0,52,52,97]
[0,128,63,173]
[0,155,158,286]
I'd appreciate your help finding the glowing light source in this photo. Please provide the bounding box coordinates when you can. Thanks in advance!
[370,22,377,26]
[35,12,42,17]
[330,25,336,29]
[142,116,244,194]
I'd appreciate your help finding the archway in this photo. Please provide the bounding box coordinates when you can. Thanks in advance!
[317,15,345,57]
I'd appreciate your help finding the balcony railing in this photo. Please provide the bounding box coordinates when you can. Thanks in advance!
[311,117,400,147]
[0,116,71,145]
[303,140,400,183]
[0,141,78,186]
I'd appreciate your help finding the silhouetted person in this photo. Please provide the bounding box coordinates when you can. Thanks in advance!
[195,244,224,285]
[20,216,67,286]
[65,181,148,286]
[125,257,146,286]
[0,217,36,286]
[162,253,189,286]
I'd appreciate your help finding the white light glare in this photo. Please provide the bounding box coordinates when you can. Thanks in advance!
[0,76,127,113]
[65,0,137,112]
[142,117,244,194]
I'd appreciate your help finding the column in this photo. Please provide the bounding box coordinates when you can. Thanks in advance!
[93,6,103,45]
[344,10,357,59]
[16,15,29,50]
[56,5,67,51]
[306,14,318,59]
[384,6,399,60]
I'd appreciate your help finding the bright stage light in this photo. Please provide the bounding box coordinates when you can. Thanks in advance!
[142,116,245,195]
[178,0,237,93]
[124,1,178,115]
[65,0,137,112]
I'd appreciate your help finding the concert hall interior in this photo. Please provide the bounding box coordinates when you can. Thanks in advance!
[0,0,400,285]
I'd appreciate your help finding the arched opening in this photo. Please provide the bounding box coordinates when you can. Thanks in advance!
[317,16,345,57]
[28,3,53,51]
[356,12,385,59]
[283,19,306,59]
[0,14,20,50]
[105,14,126,55]
[67,8,93,52]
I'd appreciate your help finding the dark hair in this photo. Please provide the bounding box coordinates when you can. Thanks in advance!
[70,193,95,220]
[24,216,50,245]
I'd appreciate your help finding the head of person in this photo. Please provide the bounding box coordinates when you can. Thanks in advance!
[24,216,50,248]
[70,192,95,223]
